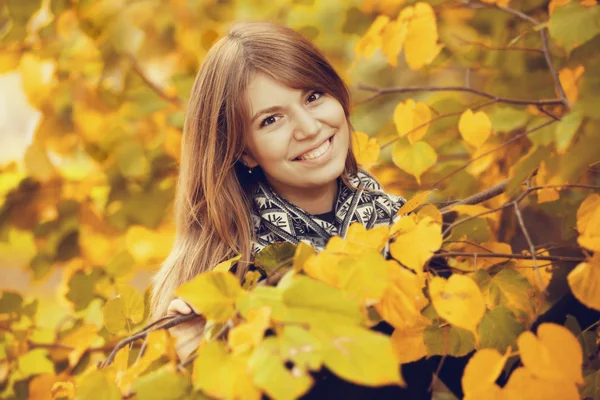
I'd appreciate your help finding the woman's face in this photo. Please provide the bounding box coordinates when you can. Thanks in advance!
[241,73,350,197]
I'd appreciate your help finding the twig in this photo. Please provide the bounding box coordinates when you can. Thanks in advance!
[429,119,557,188]
[452,34,544,54]
[127,54,183,109]
[471,1,571,109]
[442,180,508,210]
[512,178,546,293]
[355,83,564,106]
[380,99,497,150]
[176,319,234,371]
[433,251,584,263]
[99,313,202,369]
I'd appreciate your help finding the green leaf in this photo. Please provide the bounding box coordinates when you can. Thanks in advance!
[65,268,103,311]
[314,324,404,387]
[105,250,134,278]
[423,325,475,357]
[527,118,556,147]
[75,370,121,400]
[248,337,314,400]
[116,284,144,324]
[486,268,536,323]
[507,146,551,195]
[549,2,600,54]
[135,367,192,400]
[280,325,324,371]
[0,291,23,314]
[236,286,287,320]
[116,141,150,180]
[478,306,524,352]
[490,106,530,132]
[555,108,583,152]
[279,274,365,327]
[103,297,126,334]
[581,369,600,400]
[253,242,296,276]
[176,271,243,322]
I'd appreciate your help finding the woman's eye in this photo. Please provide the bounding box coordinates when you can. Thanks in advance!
[307,91,324,103]
[260,115,279,128]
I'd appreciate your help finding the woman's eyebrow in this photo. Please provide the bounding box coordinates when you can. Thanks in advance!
[250,89,313,123]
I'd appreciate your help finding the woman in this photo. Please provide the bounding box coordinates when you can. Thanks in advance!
[150,20,446,399]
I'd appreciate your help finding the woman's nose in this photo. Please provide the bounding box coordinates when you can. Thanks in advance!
[292,108,322,140]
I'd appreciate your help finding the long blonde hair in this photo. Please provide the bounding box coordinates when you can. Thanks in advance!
[151,20,360,319]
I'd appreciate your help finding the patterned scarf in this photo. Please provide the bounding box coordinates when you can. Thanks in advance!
[249,169,406,257]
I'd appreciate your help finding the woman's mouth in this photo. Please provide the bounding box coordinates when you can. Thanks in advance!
[294,136,333,162]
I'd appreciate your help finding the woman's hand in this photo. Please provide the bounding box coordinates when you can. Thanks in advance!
[166,298,206,362]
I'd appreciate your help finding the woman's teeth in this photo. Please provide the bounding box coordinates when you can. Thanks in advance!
[296,138,331,161]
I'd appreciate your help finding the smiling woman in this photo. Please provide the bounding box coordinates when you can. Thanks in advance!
[150,20,419,398]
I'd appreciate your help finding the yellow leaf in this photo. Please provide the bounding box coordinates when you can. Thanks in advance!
[459,109,492,148]
[481,0,511,7]
[228,306,271,354]
[576,194,600,252]
[576,193,600,234]
[375,260,428,329]
[193,340,261,400]
[429,275,486,333]
[72,104,109,144]
[396,190,432,215]
[392,140,437,184]
[176,271,243,323]
[125,225,174,264]
[446,241,512,271]
[517,323,583,384]
[26,0,55,45]
[116,284,144,324]
[466,142,498,176]
[549,0,572,14]
[416,203,442,224]
[75,370,120,400]
[314,324,405,387]
[393,99,431,143]
[249,337,313,400]
[303,250,346,288]
[344,223,390,254]
[390,315,429,363]
[462,348,509,397]
[57,324,99,367]
[381,17,409,67]
[404,3,443,70]
[19,53,55,109]
[503,367,580,400]
[338,251,390,306]
[353,15,390,61]
[535,161,560,203]
[558,65,585,103]
[352,131,380,165]
[390,214,442,274]
[213,254,242,273]
[567,252,600,311]
[293,240,315,272]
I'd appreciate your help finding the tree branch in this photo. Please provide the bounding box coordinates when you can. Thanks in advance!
[355,83,564,106]
[434,251,584,263]
[99,313,203,369]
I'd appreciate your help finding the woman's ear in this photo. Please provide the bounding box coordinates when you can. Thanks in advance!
[241,151,259,168]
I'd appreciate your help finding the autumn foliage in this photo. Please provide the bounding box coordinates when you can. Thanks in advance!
[1,0,600,399]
